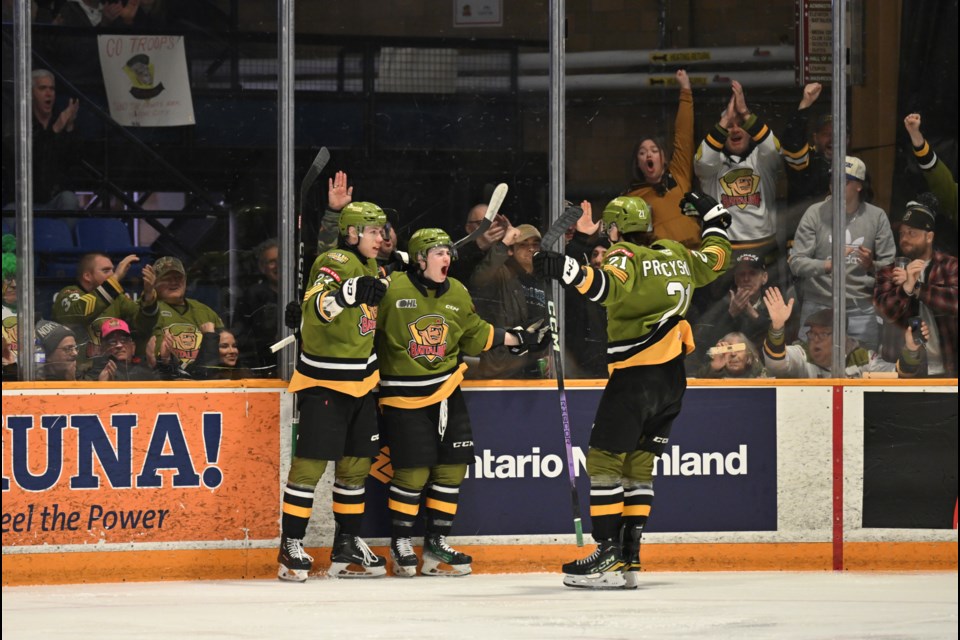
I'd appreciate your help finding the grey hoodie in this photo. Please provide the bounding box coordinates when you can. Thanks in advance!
[788,196,896,309]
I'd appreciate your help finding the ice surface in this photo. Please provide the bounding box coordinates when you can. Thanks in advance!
[3,571,957,640]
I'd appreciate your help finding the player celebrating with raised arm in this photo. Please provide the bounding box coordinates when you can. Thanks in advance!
[534,193,732,589]
[376,228,548,577]
[278,201,390,582]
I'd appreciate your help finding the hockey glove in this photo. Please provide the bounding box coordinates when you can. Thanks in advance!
[284,300,302,329]
[383,250,412,275]
[680,191,731,231]
[533,251,585,287]
[506,319,550,356]
[335,276,387,308]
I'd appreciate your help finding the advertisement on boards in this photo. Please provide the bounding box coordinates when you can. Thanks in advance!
[362,387,778,537]
[2,391,280,547]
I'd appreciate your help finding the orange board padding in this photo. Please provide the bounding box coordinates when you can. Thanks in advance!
[2,391,281,548]
[2,542,956,586]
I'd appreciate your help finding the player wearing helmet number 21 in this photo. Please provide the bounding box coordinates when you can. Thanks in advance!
[534,193,732,589]
[278,201,390,582]
[374,228,550,577]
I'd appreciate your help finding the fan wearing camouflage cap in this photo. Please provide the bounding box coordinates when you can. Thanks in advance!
[278,201,390,583]
[534,193,732,589]
[143,256,223,373]
[375,227,548,578]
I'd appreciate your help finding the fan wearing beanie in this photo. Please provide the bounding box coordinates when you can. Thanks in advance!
[36,320,78,381]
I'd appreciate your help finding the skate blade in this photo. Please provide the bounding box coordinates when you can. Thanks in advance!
[622,571,640,590]
[391,564,417,577]
[421,561,471,577]
[390,558,417,578]
[277,566,309,583]
[562,572,626,589]
[328,561,387,579]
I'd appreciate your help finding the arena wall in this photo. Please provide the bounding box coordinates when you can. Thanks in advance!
[2,379,956,585]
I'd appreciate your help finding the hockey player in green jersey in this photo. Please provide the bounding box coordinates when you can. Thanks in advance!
[376,228,548,577]
[534,193,732,589]
[278,201,390,582]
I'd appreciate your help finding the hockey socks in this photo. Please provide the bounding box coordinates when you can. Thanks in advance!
[329,483,385,578]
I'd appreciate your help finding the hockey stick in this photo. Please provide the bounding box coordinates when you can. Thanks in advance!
[453,183,508,249]
[540,203,588,546]
[271,147,331,354]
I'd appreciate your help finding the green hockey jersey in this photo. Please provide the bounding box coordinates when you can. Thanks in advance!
[375,273,494,409]
[151,299,223,367]
[53,277,146,358]
[288,247,381,397]
[573,235,731,371]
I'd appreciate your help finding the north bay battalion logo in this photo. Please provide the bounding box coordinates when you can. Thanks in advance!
[407,314,448,362]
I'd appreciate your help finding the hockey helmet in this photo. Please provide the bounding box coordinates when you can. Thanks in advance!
[602,196,652,235]
[338,201,387,236]
[408,228,457,261]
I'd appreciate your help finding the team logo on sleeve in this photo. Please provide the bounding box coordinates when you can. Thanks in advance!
[358,305,377,335]
[407,314,449,362]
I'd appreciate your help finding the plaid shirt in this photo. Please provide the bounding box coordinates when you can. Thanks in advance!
[874,250,958,376]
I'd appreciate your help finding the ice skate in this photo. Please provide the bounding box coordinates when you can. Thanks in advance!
[329,533,387,578]
[390,537,419,577]
[620,524,644,590]
[422,534,472,576]
[561,540,625,589]
[277,535,313,583]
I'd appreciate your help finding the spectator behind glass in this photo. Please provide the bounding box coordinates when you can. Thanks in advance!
[145,256,223,373]
[2,69,79,210]
[692,252,791,371]
[761,288,894,379]
[694,79,782,286]
[788,156,896,352]
[36,319,78,381]
[873,198,958,377]
[447,200,510,289]
[470,223,550,379]
[781,83,837,211]
[87,317,157,381]
[187,327,254,380]
[234,238,280,375]
[2,234,18,378]
[622,70,700,249]
[53,251,146,363]
[696,331,766,379]
[54,0,165,28]
[904,113,958,225]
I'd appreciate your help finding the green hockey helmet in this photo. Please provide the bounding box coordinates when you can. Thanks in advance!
[408,228,457,261]
[602,196,652,235]
[338,201,387,236]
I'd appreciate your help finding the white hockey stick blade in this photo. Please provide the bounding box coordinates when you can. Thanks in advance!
[485,182,509,220]
[270,334,297,353]
[705,342,747,357]
[453,183,508,249]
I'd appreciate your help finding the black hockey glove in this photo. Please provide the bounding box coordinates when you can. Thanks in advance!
[284,300,302,329]
[506,319,550,356]
[383,250,412,275]
[533,251,585,287]
[335,276,387,307]
[680,191,731,231]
